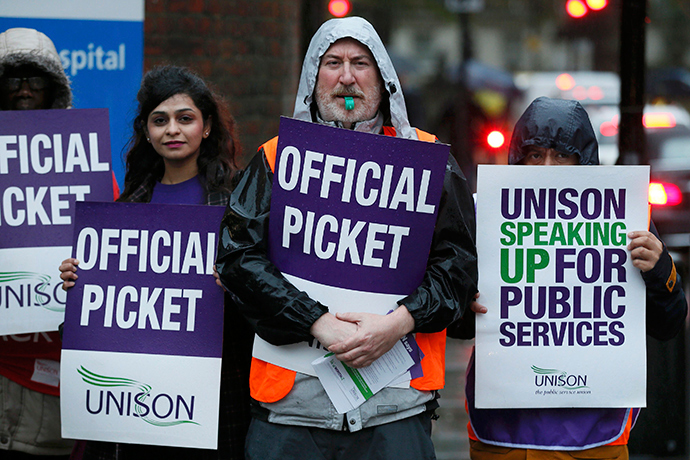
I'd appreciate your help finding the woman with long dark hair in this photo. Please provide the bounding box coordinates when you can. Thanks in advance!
[60,65,252,460]
[118,65,238,203]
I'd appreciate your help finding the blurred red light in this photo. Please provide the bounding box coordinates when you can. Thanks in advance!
[487,130,505,149]
[566,0,588,18]
[599,121,618,137]
[586,0,607,10]
[328,0,351,17]
[555,73,575,91]
[649,182,682,206]
[572,85,587,100]
[588,86,604,100]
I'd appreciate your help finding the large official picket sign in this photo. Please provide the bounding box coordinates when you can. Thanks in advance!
[0,109,114,335]
[252,117,449,377]
[475,165,649,409]
[61,202,225,449]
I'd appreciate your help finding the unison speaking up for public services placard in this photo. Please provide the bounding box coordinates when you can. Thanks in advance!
[60,202,225,449]
[252,117,449,377]
[475,165,649,409]
[0,109,115,335]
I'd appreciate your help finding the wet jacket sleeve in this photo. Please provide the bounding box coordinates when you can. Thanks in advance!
[446,305,476,340]
[215,150,328,346]
[397,155,479,333]
[643,222,688,341]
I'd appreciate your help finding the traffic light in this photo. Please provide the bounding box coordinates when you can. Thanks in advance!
[566,0,587,18]
[566,0,608,18]
[649,182,682,206]
[586,0,608,10]
[328,0,351,18]
[486,129,506,150]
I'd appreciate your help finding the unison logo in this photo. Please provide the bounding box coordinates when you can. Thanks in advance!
[78,366,199,427]
[0,271,64,312]
[532,365,589,390]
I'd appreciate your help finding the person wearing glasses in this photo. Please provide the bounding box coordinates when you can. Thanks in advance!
[0,28,72,112]
[0,27,75,458]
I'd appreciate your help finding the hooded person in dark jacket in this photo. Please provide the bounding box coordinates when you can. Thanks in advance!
[216,16,478,460]
[0,27,75,459]
[461,97,687,459]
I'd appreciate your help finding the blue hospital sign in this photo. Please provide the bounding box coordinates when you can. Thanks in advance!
[0,0,145,189]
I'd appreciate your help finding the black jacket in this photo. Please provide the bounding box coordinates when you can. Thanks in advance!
[216,141,479,346]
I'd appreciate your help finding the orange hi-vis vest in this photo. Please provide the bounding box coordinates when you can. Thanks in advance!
[250,126,449,403]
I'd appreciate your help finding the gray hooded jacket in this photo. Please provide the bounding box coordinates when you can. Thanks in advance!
[0,27,72,109]
[293,16,416,139]
[256,17,438,433]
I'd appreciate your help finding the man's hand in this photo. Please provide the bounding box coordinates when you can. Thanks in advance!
[59,258,79,290]
[628,230,663,272]
[310,313,358,350]
[326,306,415,369]
[471,292,487,314]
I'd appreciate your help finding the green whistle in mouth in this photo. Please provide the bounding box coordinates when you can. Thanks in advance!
[344,96,355,110]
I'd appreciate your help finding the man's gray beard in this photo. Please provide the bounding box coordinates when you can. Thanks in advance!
[315,84,381,125]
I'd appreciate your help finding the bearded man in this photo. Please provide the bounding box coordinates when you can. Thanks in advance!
[216,17,478,460]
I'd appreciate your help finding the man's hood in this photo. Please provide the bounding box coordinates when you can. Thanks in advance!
[508,97,599,165]
[293,16,415,139]
[0,27,72,109]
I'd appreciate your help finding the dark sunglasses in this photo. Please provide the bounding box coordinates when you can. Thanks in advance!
[1,76,49,92]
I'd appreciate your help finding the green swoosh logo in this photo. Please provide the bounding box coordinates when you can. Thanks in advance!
[531,365,566,376]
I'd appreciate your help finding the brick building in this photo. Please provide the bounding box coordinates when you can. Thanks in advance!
[144,0,302,166]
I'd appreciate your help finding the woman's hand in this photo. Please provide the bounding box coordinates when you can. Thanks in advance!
[59,258,79,291]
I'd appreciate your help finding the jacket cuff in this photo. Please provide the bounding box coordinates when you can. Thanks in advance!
[641,246,678,293]
[396,291,435,331]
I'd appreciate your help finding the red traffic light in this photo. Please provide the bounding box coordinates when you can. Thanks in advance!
[566,0,588,18]
[566,0,608,18]
[586,0,608,11]
[486,130,506,149]
[649,182,682,206]
[328,0,351,18]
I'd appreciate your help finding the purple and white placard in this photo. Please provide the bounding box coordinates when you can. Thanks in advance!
[475,165,649,409]
[0,109,114,334]
[254,117,449,376]
[61,201,225,449]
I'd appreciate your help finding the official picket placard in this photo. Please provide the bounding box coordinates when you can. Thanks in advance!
[0,109,114,335]
[60,202,225,449]
[475,165,649,409]
[252,117,449,376]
